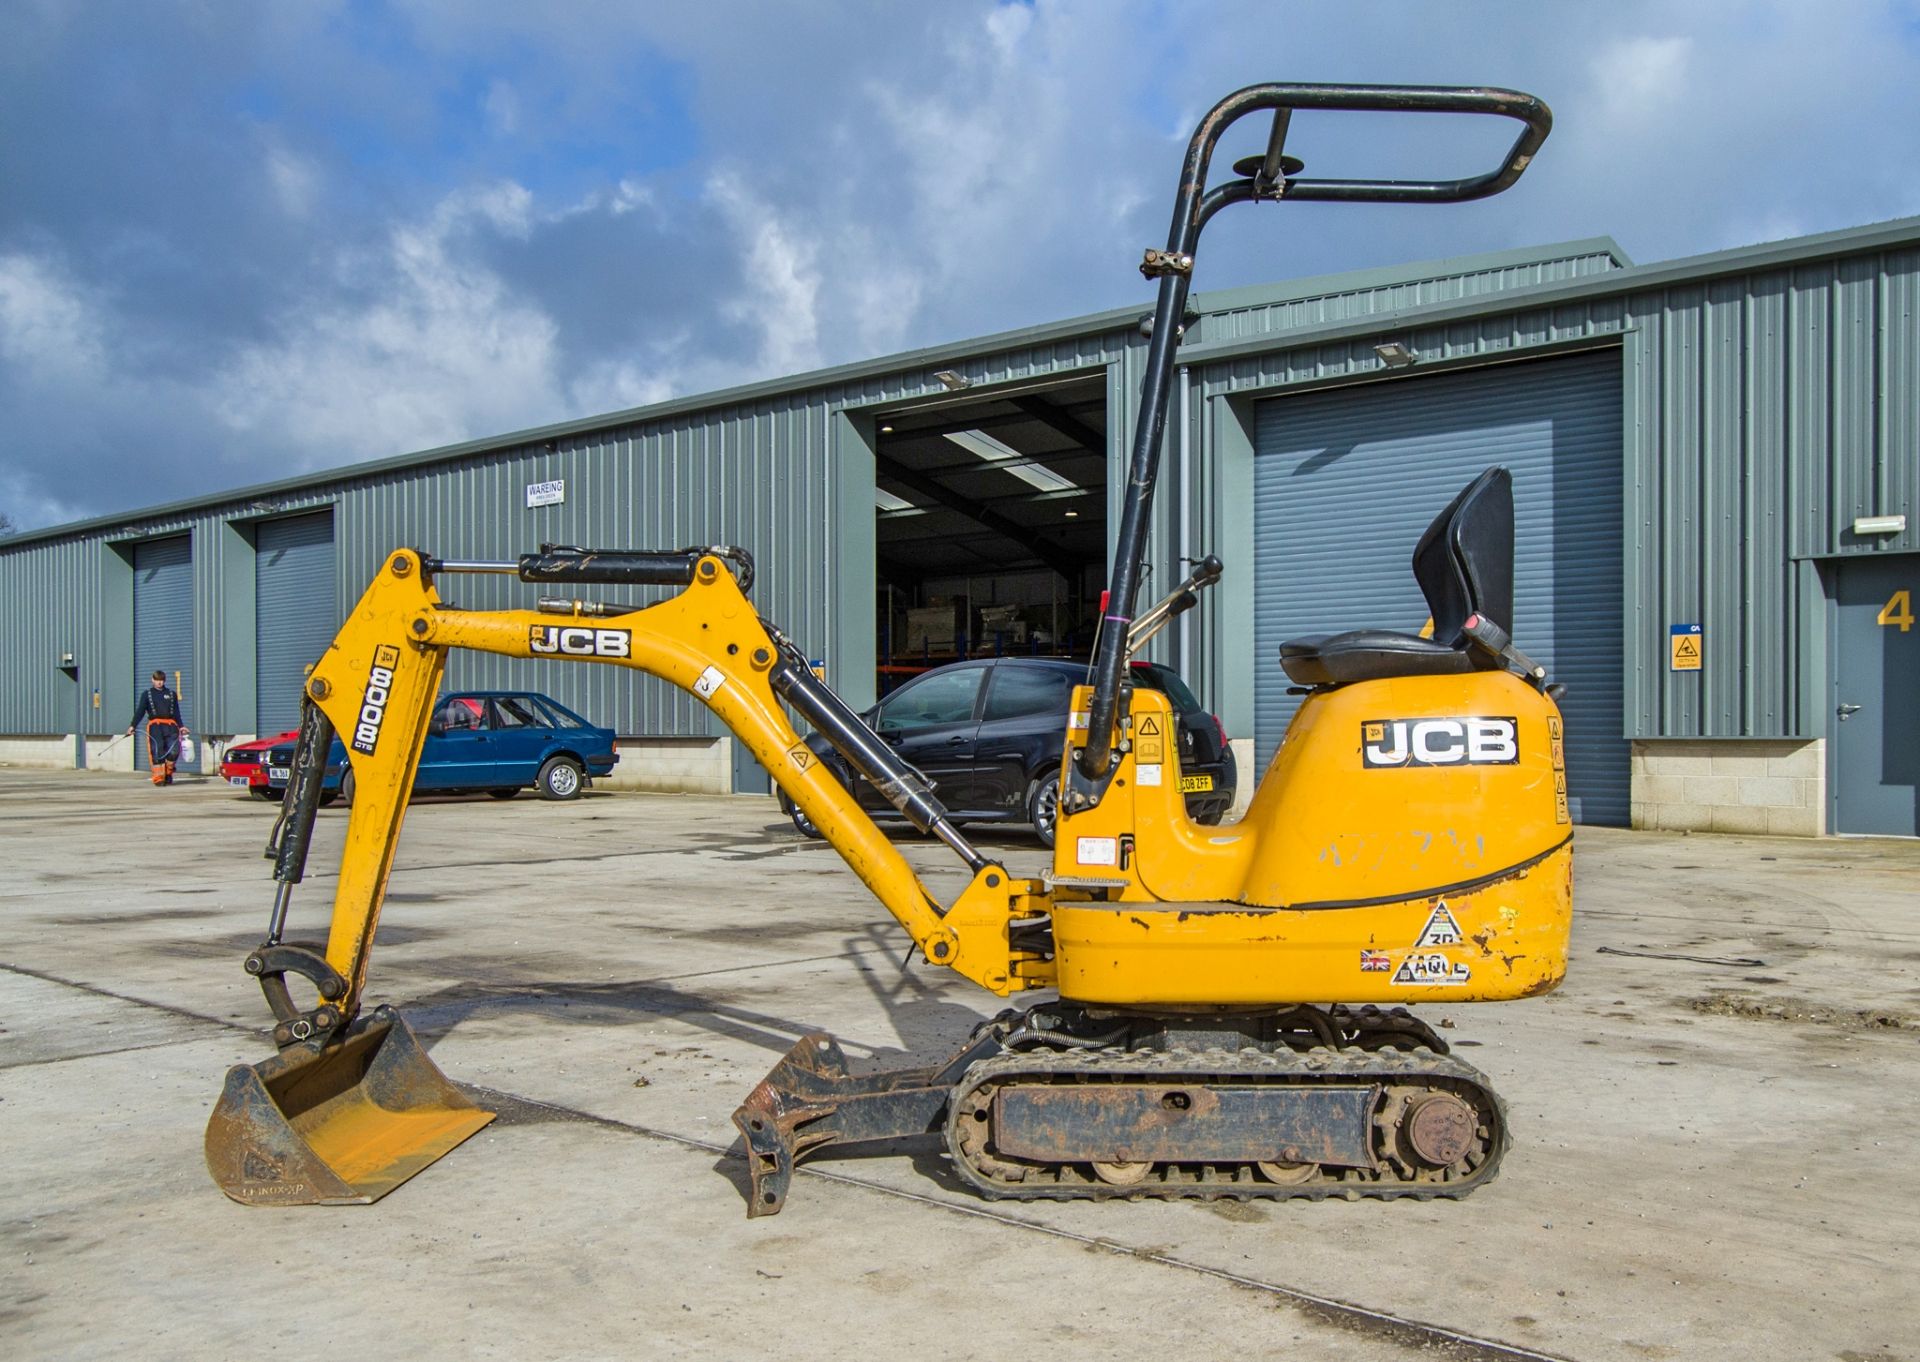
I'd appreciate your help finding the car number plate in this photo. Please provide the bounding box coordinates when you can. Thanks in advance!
[268,769,289,785]
[228,776,251,787]
[1178,774,1214,793]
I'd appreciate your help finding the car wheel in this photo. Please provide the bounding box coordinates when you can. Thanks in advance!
[249,787,279,802]
[336,768,355,808]
[783,792,827,839]
[537,756,585,801]
[1027,768,1062,849]
[488,788,520,800]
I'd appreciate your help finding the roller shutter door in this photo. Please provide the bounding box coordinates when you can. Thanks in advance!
[255,512,337,736]
[132,536,193,770]
[1252,350,1627,825]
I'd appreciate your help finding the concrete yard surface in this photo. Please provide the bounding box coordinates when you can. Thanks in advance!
[3,768,1917,1362]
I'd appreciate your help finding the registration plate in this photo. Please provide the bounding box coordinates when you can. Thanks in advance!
[268,769,289,785]
[228,776,251,787]
[1178,774,1214,793]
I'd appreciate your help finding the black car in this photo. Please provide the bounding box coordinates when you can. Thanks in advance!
[778,657,1237,846]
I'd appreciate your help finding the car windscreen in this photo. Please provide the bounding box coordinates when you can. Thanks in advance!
[1129,662,1202,715]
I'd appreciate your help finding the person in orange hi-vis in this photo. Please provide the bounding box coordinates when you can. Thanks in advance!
[128,669,189,786]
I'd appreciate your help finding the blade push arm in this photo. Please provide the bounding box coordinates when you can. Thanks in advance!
[263,548,1051,1045]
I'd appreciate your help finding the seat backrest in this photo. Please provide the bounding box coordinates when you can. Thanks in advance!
[1411,466,1514,644]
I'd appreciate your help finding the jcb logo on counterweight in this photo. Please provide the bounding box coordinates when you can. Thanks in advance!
[350,644,404,755]
[529,626,631,658]
[1361,717,1518,768]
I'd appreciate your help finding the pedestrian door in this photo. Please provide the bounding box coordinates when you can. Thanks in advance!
[1831,553,1919,836]
[132,536,193,771]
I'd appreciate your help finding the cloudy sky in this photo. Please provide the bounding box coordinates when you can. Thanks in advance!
[2,1,1917,531]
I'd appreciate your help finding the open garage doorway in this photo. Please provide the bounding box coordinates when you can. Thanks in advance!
[869,374,1109,696]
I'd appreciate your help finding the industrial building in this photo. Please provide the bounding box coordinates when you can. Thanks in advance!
[2,216,1915,836]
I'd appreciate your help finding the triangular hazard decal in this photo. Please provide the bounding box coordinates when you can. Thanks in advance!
[1414,903,1463,948]
[1138,715,1161,737]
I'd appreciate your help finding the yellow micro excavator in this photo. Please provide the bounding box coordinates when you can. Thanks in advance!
[206,82,1569,1215]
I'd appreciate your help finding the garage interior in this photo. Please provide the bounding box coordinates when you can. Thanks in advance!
[868,373,1109,696]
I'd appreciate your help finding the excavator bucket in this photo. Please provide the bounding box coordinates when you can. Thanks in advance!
[206,1011,494,1205]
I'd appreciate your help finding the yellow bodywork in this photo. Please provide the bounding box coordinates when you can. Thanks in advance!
[1048,678,1572,1005]
[295,550,1570,1019]
[211,546,1572,1206]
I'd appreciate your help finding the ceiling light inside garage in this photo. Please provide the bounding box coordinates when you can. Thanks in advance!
[875,489,923,515]
[943,429,1080,494]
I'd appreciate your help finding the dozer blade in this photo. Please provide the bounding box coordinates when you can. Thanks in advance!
[205,1009,494,1206]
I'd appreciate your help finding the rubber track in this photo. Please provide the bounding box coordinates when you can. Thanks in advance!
[945,1041,1508,1203]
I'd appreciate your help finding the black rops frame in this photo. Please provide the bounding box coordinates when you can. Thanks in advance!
[1072,82,1553,796]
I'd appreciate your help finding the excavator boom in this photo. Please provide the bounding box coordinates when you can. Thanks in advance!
[208,545,1049,1205]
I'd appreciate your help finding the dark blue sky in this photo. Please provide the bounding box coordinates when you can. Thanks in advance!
[3,0,1917,529]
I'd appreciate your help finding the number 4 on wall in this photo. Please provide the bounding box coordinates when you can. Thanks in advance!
[1880,589,1914,633]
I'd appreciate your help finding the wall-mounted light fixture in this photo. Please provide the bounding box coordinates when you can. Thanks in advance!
[1853,514,1907,536]
[246,499,283,514]
[878,424,894,434]
[1372,341,1417,369]
[932,370,972,391]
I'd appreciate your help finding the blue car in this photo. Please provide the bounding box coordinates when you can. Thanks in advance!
[263,691,618,803]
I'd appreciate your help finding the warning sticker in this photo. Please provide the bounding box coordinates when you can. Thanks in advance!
[1360,950,1391,973]
[1135,714,1164,764]
[1670,623,1702,671]
[1392,954,1473,986]
[785,743,814,772]
[1076,836,1118,867]
[1413,904,1463,948]
[693,666,727,700]
[1136,763,1163,787]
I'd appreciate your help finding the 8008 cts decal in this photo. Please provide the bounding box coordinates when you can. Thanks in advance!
[1362,716,1518,768]
[529,625,631,658]
[350,644,404,755]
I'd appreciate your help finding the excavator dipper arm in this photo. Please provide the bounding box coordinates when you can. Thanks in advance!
[207,545,1051,1208]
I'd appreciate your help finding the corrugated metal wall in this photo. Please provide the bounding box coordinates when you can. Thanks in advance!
[1624,247,1920,737]
[3,228,1913,754]
[1182,234,1920,742]
[0,330,1129,742]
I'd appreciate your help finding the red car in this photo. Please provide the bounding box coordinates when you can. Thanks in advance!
[219,730,298,799]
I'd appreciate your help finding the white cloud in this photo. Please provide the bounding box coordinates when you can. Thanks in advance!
[1590,35,1692,129]
[0,253,107,380]
[215,184,565,463]
[707,170,823,379]
[264,142,321,217]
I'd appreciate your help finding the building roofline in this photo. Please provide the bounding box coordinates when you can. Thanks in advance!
[20,218,1917,553]
[1178,213,1920,369]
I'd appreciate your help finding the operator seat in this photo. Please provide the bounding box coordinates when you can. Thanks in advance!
[1278,466,1515,686]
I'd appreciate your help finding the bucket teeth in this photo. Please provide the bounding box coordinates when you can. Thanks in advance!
[205,1012,494,1206]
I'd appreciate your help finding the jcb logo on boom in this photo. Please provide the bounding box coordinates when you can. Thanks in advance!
[1361,716,1519,769]
[529,625,631,659]
[349,644,404,755]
